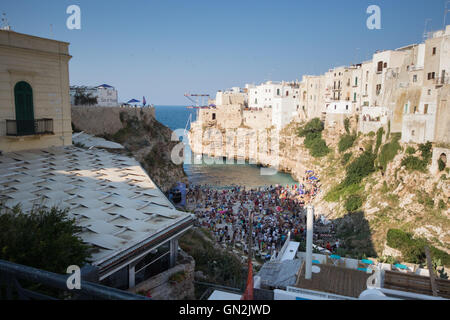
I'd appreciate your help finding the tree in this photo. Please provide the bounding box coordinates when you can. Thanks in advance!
[343,151,376,186]
[73,86,98,106]
[0,205,91,274]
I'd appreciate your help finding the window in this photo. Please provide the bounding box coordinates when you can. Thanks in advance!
[428,72,436,80]
[424,104,429,114]
[411,130,415,136]
[432,47,437,55]
[377,61,383,72]
[413,75,417,82]
[286,91,289,96]
[413,106,417,113]
[428,89,432,95]
[355,77,358,86]
[353,93,357,102]
[376,84,382,95]
[346,105,349,110]
[212,113,216,120]
[384,62,387,68]
[14,81,35,135]
[404,103,408,113]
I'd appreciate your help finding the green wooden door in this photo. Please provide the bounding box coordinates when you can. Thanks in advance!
[14,81,35,135]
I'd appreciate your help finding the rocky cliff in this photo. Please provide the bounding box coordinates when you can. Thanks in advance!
[71,106,187,192]
[189,118,450,262]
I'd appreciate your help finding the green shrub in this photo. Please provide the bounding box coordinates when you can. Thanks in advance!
[298,118,330,158]
[418,142,433,163]
[401,156,427,172]
[386,229,450,266]
[386,121,391,140]
[438,158,446,171]
[309,138,330,158]
[341,152,352,165]
[338,134,357,153]
[406,146,416,155]
[0,205,91,274]
[343,151,376,186]
[375,127,384,154]
[378,135,401,171]
[324,183,363,202]
[438,199,447,210]
[344,118,350,134]
[298,118,324,137]
[345,195,363,212]
[367,131,375,137]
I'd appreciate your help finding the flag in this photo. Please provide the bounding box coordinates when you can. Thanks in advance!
[241,259,253,300]
[143,96,146,106]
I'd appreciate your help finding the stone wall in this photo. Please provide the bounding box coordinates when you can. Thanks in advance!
[243,108,272,129]
[0,30,72,152]
[130,250,195,300]
[71,105,155,136]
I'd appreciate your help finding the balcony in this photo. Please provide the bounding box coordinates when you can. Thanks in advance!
[434,77,449,86]
[6,119,54,136]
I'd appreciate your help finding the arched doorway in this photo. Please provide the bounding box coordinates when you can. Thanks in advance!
[14,81,35,135]
[438,153,447,171]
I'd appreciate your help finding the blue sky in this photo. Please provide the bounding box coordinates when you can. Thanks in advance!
[1,0,448,105]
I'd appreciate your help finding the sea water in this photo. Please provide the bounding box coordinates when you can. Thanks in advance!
[154,105,298,188]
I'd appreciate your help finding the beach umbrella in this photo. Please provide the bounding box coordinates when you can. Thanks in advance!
[309,176,318,180]
[127,99,140,107]
[307,170,314,173]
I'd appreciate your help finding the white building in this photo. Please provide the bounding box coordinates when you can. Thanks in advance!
[325,101,353,115]
[248,81,300,129]
[70,83,119,107]
[96,84,119,107]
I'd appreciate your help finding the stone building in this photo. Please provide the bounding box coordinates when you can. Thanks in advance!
[0,29,72,152]
[0,29,195,295]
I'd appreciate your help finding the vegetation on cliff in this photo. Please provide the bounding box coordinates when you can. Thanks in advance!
[0,205,91,274]
[103,110,187,191]
[387,229,450,266]
[298,118,330,158]
[179,228,247,292]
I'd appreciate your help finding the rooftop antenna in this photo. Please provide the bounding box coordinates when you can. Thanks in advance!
[444,1,450,29]
[423,19,432,42]
[1,13,11,31]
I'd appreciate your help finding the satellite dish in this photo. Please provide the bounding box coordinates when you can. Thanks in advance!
[312,266,321,273]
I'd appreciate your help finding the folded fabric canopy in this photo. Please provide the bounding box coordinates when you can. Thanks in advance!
[127,99,140,103]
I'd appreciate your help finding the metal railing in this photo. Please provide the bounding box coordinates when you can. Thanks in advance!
[6,119,54,136]
[434,76,449,85]
[0,259,149,300]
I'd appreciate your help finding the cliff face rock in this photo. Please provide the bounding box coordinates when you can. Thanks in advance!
[71,106,187,192]
[189,118,450,257]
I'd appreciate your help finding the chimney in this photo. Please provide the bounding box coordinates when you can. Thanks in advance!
[305,205,314,280]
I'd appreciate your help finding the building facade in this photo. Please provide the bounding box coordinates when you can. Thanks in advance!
[0,29,72,152]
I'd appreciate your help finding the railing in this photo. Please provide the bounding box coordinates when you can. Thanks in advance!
[434,77,449,85]
[6,119,54,136]
[0,259,149,300]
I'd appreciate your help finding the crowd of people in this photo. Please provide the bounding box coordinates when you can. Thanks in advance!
[185,170,340,261]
